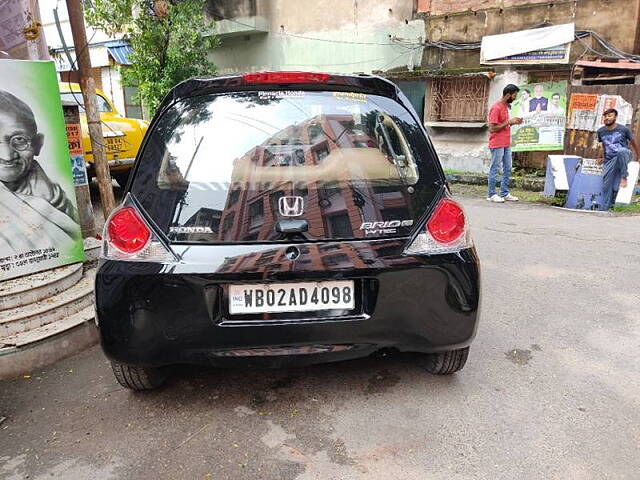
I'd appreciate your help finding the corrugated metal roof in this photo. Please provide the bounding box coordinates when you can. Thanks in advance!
[105,41,133,65]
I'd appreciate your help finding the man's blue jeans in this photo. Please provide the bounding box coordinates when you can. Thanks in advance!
[600,148,632,211]
[488,147,512,198]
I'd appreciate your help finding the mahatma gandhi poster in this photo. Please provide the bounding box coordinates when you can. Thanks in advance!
[0,60,84,281]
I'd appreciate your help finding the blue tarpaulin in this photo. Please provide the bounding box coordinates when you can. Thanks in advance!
[543,155,581,197]
[564,167,604,210]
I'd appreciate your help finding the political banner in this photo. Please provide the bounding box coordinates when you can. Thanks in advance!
[481,23,574,65]
[483,44,571,65]
[0,60,84,281]
[510,81,568,152]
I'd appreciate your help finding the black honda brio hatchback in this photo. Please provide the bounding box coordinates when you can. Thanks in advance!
[95,72,481,390]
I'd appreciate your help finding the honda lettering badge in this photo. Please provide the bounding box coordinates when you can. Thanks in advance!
[278,196,304,217]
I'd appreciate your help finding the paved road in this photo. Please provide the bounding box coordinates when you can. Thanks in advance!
[1,198,639,480]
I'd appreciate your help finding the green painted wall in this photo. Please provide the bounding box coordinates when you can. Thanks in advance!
[209,19,425,74]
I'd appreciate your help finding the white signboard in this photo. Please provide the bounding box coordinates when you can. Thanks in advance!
[615,161,640,205]
[547,155,571,190]
[481,23,575,64]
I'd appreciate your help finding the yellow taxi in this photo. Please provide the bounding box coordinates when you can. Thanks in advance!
[59,82,149,187]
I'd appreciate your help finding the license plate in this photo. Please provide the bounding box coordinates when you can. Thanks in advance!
[229,280,355,315]
[105,137,125,152]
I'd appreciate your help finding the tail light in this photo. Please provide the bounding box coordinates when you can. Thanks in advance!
[103,194,176,262]
[242,71,330,84]
[404,197,472,255]
[108,207,150,253]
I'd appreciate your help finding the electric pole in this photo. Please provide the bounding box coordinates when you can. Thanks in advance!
[65,0,116,218]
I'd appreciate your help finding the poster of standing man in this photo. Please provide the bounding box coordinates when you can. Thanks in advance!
[0,60,84,281]
[510,81,568,151]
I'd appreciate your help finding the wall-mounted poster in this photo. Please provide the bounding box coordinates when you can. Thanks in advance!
[0,60,84,281]
[567,93,599,131]
[510,81,568,152]
[567,93,633,132]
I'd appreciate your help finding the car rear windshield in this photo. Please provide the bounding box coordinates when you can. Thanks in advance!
[131,90,442,243]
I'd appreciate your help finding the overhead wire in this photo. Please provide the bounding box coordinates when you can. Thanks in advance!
[213,15,413,46]
[586,30,640,61]
[55,9,640,167]
[57,13,135,152]
[214,14,640,64]
[377,45,424,72]
[61,27,113,151]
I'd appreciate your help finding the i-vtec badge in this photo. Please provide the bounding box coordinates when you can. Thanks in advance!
[170,226,213,234]
[360,220,413,235]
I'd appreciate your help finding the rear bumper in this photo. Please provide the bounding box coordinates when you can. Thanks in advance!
[95,248,481,368]
[107,157,136,168]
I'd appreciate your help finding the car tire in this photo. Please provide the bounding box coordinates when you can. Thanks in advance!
[111,362,166,391]
[423,347,469,375]
[113,172,130,189]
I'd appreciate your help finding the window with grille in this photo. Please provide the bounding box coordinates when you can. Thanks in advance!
[428,76,490,122]
[227,188,240,206]
[248,200,264,228]
[326,213,353,238]
[221,212,235,239]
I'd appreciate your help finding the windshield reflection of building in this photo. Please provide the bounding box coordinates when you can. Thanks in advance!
[218,240,414,274]
[218,113,412,244]
[183,208,222,242]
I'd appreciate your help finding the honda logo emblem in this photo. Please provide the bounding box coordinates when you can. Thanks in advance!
[278,196,304,217]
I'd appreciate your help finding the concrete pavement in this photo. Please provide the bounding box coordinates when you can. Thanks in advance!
[1,197,639,480]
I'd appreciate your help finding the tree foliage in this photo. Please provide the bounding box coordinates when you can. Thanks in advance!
[86,0,218,115]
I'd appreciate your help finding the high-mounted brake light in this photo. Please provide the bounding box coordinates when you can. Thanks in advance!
[103,194,177,262]
[242,71,330,85]
[404,197,472,256]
